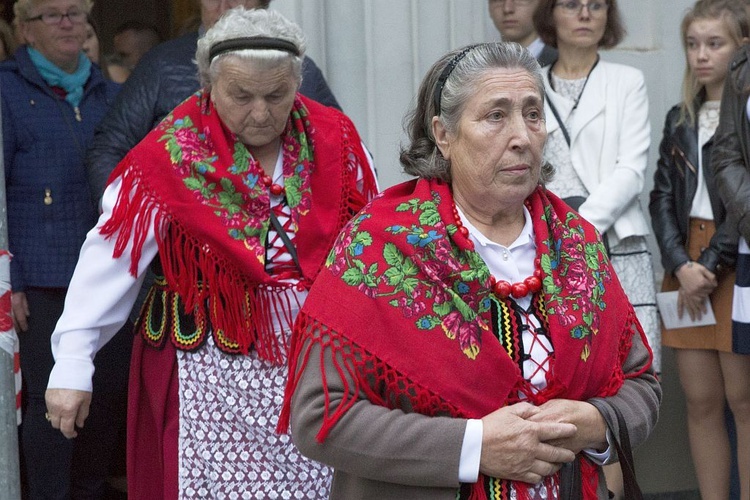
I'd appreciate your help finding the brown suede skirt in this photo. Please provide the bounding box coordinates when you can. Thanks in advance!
[661,218,735,352]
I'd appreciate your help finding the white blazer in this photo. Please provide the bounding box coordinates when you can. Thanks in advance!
[542,60,651,245]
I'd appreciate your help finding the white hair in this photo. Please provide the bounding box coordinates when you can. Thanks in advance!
[195,7,306,88]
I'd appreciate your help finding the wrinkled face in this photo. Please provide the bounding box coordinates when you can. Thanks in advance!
[82,22,98,64]
[434,68,547,213]
[21,0,87,71]
[686,17,743,95]
[200,0,265,29]
[210,57,298,151]
[553,1,608,51]
[488,0,540,47]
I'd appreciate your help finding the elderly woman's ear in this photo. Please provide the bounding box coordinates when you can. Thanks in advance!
[431,116,451,161]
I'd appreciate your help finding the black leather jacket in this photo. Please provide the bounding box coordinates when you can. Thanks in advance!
[650,100,739,275]
[713,44,750,241]
[86,31,341,205]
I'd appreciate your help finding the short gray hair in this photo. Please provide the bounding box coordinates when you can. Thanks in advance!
[14,0,93,22]
[195,7,306,88]
[400,42,552,183]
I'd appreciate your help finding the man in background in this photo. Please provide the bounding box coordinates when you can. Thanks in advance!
[488,0,556,66]
[112,20,161,70]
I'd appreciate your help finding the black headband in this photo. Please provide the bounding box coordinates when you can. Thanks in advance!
[432,44,479,116]
[208,36,300,62]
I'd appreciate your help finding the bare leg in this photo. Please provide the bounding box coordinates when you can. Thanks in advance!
[675,348,730,500]
[719,351,750,500]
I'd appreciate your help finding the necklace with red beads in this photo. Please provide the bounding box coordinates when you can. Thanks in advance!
[260,174,285,196]
[451,202,542,300]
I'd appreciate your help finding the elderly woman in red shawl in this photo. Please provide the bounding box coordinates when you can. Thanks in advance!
[44,7,377,499]
[282,42,660,499]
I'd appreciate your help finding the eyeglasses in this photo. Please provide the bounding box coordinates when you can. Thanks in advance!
[25,10,87,25]
[554,1,608,16]
[490,0,536,7]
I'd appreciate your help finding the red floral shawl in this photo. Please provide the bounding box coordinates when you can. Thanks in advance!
[101,92,377,361]
[281,178,651,498]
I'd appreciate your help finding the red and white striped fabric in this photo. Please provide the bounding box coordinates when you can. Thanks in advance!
[0,251,21,424]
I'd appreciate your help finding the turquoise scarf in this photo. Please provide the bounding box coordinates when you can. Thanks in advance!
[27,46,91,108]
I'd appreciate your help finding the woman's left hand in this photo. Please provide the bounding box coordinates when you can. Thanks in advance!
[527,399,607,454]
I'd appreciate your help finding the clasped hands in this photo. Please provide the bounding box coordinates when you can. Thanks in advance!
[675,262,717,321]
[479,399,607,485]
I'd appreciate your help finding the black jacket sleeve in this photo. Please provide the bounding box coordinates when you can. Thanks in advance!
[300,56,341,111]
[713,47,750,241]
[649,108,691,275]
[85,57,165,205]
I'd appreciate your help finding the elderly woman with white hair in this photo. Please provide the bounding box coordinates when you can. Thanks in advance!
[45,7,377,499]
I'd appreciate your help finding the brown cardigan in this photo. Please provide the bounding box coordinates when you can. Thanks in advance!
[290,330,660,499]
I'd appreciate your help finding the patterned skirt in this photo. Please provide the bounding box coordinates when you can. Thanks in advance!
[609,235,661,372]
[127,334,331,499]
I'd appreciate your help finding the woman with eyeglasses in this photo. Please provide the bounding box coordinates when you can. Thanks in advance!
[533,3,658,368]
[0,0,122,498]
[532,5,656,495]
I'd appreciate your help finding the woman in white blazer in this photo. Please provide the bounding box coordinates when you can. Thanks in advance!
[533,0,659,375]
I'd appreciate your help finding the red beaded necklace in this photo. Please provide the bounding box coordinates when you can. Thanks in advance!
[451,202,542,300]
[261,174,285,196]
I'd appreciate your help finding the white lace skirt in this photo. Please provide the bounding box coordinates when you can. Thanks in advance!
[177,336,331,499]
[609,235,661,372]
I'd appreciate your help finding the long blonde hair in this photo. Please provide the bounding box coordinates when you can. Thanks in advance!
[679,0,749,125]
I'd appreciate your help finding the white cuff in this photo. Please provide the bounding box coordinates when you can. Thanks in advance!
[582,428,614,465]
[458,418,483,483]
[47,357,95,392]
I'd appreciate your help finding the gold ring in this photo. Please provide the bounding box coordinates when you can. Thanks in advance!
[44,412,51,422]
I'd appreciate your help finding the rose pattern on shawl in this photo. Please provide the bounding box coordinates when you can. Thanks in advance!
[282,105,315,225]
[326,192,492,360]
[540,207,611,351]
[156,97,315,265]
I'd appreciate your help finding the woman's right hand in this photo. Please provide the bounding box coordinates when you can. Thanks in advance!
[675,262,717,321]
[480,402,576,484]
[45,388,92,439]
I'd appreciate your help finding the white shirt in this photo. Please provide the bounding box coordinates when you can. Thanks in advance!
[689,101,720,220]
[455,206,611,482]
[526,38,546,60]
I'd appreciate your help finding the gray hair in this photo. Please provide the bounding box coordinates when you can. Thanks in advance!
[14,0,93,22]
[195,7,306,88]
[400,42,552,183]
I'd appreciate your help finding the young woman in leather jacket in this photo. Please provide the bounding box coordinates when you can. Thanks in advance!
[650,2,750,498]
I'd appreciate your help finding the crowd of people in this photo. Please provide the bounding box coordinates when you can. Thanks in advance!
[0,0,748,499]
